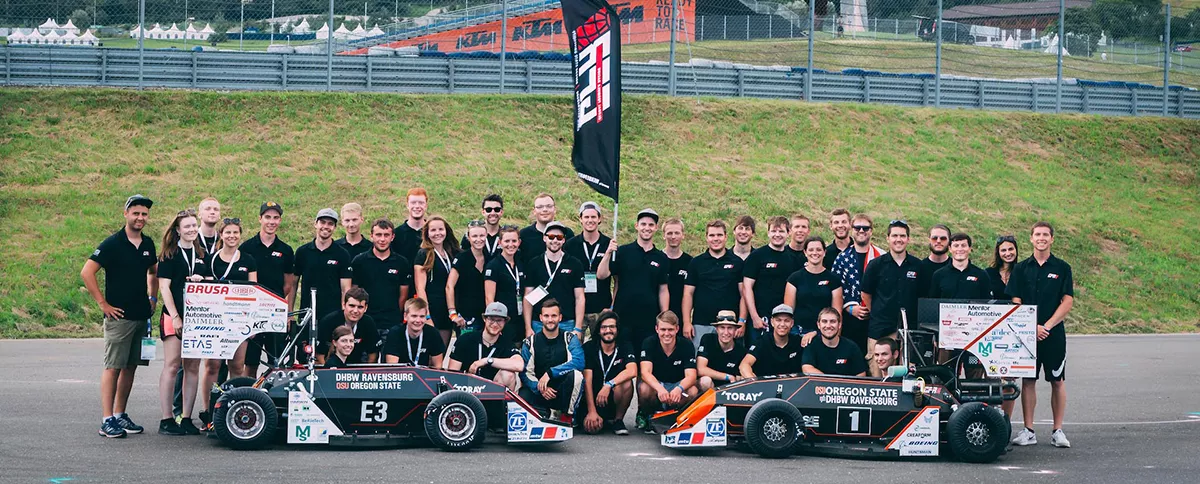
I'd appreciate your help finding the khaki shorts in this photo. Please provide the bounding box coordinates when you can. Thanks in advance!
[103,318,147,369]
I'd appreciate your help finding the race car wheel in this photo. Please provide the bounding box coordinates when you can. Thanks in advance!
[213,387,278,450]
[946,402,1008,463]
[425,390,487,452]
[744,399,804,459]
[208,376,259,418]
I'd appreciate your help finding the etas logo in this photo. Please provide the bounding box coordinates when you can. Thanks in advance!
[724,391,763,402]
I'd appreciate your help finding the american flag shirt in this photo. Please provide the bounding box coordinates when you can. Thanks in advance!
[831,244,884,310]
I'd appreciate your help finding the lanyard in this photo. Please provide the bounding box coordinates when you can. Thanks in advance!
[485,234,499,256]
[180,245,197,274]
[478,342,498,361]
[584,240,602,270]
[599,347,619,378]
[199,235,215,254]
[543,255,563,287]
[212,250,238,281]
[435,249,452,276]
[504,259,521,292]
[407,329,424,364]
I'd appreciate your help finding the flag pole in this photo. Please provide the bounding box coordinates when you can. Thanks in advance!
[612,202,619,240]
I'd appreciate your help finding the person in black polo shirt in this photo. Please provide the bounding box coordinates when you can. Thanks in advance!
[1008,222,1074,449]
[597,208,669,348]
[743,216,798,338]
[335,202,371,260]
[315,287,379,366]
[518,193,575,263]
[563,201,613,323]
[683,219,744,344]
[696,311,746,391]
[823,209,852,269]
[582,311,637,435]
[447,221,489,331]
[414,216,461,346]
[82,194,159,438]
[636,311,697,433]
[519,300,585,419]
[460,194,505,261]
[240,201,295,377]
[661,217,692,317]
[785,214,812,263]
[785,236,844,335]
[294,208,352,320]
[860,219,923,376]
[383,298,445,366]
[524,222,586,335]
[392,188,428,265]
[196,197,221,255]
[740,305,804,378]
[929,233,992,300]
[484,225,529,344]
[731,215,756,261]
[447,302,524,390]
[802,308,867,376]
[351,219,412,340]
[920,224,952,297]
[324,326,357,368]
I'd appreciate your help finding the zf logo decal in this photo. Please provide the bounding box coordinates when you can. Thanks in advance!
[705,418,725,437]
[508,412,528,432]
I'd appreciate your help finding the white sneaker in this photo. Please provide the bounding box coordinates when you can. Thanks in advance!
[1051,429,1071,448]
[1011,427,1037,446]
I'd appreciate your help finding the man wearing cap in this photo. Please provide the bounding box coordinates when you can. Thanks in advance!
[82,194,159,438]
[293,208,353,322]
[351,219,412,333]
[743,216,799,339]
[564,201,613,325]
[240,201,296,375]
[683,220,745,345]
[448,302,524,390]
[518,193,575,263]
[802,308,868,376]
[461,194,505,261]
[335,202,371,261]
[696,310,747,391]
[582,310,637,435]
[597,208,669,348]
[519,299,585,419]
[739,305,805,378]
[860,220,924,376]
[524,222,586,335]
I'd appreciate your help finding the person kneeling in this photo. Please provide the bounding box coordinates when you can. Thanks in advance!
[696,310,746,391]
[583,311,638,435]
[740,305,805,379]
[383,297,445,367]
[519,299,585,421]
[637,311,699,434]
[802,308,867,376]
[447,302,524,391]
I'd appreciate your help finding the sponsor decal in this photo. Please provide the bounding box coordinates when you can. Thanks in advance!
[453,384,486,394]
[187,285,229,295]
[664,435,676,444]
[181,339,212,350]
[906,271,917,279]
[93,249,101,256]
[332,371,414,390]
[814,385,899,406]
[724,391,763,403]
[803,415,820,427]
[230,286,255,296]
[976,342,993,357]
[705,418,725,437]
[508,412,528,432]
[818,280,829,286]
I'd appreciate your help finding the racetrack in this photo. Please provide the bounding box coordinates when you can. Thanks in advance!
[1,335,1197,483]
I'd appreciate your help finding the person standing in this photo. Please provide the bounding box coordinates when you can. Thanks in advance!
[929,233,992,300]
[350,219,411,339]
[661,217,692,318]
[1008,222,1074,449]
[920,224,952,296]
[239,201,295,377]
[294,208,352,320]
[81,194,158,438]
[484,225,529,344]
[196,197,221,255]
[155,209,206,436]
[742,216,798,338]
[447,221,489,332]
[824,208,852,269]
[682,220,744,345]
[524,222,586,336]
[392,188,429,264]
[784,236,844,335]
[414,216,461,346]
[860,220,923,376]
[461,194,505,261]
[204,217,258,378]
[988,235,1019,299]
[785,214,811,263]
[731,215,756,261]
[335,202,371,260]
[596,209,669,348]
[518,193,575,262]
[563,201,612,323]
[830,213,884,353]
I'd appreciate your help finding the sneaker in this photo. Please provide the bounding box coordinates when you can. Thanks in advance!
[1011,427,1037,446]
[611,420,630,436]
[99,418,127,438]
[114,415,144,434]
[159,418,187,436]
[178,418,201,435]
[199,411,212,431]
[643,425,657,435]
[1051,429,1071,448]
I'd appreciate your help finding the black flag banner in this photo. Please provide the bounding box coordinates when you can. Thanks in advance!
[561,0,621,202]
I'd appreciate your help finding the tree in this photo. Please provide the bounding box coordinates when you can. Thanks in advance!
[70,8,92,29]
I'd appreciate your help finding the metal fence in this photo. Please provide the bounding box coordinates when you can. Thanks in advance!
[4,45,1196,118]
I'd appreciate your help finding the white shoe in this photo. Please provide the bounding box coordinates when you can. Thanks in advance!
[1051,429,1071,448]
[1011,427,1037,446]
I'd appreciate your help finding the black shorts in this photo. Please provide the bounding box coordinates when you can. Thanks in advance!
[1033,327,1066,382]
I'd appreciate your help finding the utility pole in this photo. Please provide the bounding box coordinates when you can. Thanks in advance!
[668,0,677,96]
[1055,0,1063,113]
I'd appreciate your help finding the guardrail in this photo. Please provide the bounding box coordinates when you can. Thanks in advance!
[2,46,1196,118]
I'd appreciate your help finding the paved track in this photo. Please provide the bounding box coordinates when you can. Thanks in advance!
[1,335,1198,483]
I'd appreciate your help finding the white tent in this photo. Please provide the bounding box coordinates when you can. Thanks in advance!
[166,23,183,40]
[39,18,60,33]
[44,30,61,44]
[334,23,351,39]
[60,31,79,44]
[185,22,198,39]
[293,18,311,34]
[129,24,142,38]
[61,19,79,34]
[1043,35,1070,56]
[7,29,25,43]
[1002,35,1016,50]
[27,29,45,44]
[315,22,330,39]
[352,24,366,33]
[201,23,215,34]
[149,23,165,39]
[79,29,99,45]
[368,25,385,36]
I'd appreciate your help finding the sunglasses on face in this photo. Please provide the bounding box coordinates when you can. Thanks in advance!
[930,236,949,241]
[483,207,502,213]
[545,234,565,241]
[716,315,737,323]
[852,225,872,232]
[223,217,241,224]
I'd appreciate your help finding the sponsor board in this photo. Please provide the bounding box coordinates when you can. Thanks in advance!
[886,407,940,456]
[288,391,344,444]
[661,406,727,448]
[182,282,289,359]
[938,303,1037,378]
[506,402,572,442]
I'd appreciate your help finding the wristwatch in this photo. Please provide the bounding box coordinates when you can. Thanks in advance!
[486,357,494,366]
[604,380,615,388]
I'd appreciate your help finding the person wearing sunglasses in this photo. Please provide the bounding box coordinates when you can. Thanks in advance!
[830,213,884,353]
[392,187,429,265]
[485,225,530,345]
[460,194,505,262]
[239,201,295,384]
[920,224,952,297]
[155,208,206,436]
[859,219,923,377]
[564,201,613,323]
[351,219,412,343]
[415,216,462,346]
[447,302,524,391]
[446,220,488,332]
[523,222,586,336]
[988,235,1019,300]
[743,216,798,339]
[518,193,575,263]
[823,208,853,269]
[582,310,637,435]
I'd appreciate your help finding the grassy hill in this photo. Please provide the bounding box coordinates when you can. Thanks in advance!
[0,88,1197,338]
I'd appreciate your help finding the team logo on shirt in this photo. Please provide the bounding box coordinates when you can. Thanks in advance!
[560,269,572,274]
[142,251,151,256]
[388,269,399,274]
[788,352,797,358]
[966,276,978,281]
[906,271,917,279]
[649,261,660,268]
[723,264,734,269]
[836,358,847,364]
[485,269,493,276]
[326,260,339,265]
[1047,273,1059,279]
[238,267,248,272]
[818,280,829,286]
[673,360,682,365]
[765,263,778,269]
[271,251,283,258]
[93,249,101,256]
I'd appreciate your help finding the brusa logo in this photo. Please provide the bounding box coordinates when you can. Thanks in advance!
[725,391,763,402]
[456,30,496,49]
[187,285,229,295]
[512,18,562,41]
[573,10,613,129]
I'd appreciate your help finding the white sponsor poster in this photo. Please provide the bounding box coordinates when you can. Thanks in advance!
[288,391,344,444]
[938,303,1037,378]
[181,282,289,359]
[660,405,727,448]
[886,406,941,456]
[506,402,572,442]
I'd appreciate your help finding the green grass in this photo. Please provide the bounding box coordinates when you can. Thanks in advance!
[0,89,1197,337]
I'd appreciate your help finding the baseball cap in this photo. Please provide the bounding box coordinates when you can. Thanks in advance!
[770,304,794,318]
[260,201,283,216]
[483,302,509,319]
[636,208,659,223]
[124,194,153,210]
[712,310,739,326]
[315,208,339,223]
[578,201,601,216]
[544,221,568,235]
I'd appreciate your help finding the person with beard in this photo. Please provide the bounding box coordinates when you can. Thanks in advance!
[563,201,613,322]
[582,310,637,435]
[523,222,586,335]
[484,225,529,344]
[824,209,852,269]
[82,194,158,438]
[743,216,798,339]
[785,214,811,263]
[801,308,867,376]
[461,194,505,261]
[196,197,220,255]
[414,216,461,346]
[294,209,352,320]
[597,209,669,348]
[731,215,756,261]
[447,221,489,332]
[830,213,884,353]
[351,219,411,342]
[920,224,952,297]
[335,202,371,260]
[739,305,805,378]
[661,217,692,317]
[682,220,745,345]
[519,300,585,419]
[860,220,923,377]
[447,302,524,390]
[392,188,428,264]
[696,311,747,391]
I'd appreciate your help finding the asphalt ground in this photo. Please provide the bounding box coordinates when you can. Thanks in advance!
[1,334,1198,483]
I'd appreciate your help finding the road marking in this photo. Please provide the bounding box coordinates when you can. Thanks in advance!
[1034,418,1200,426]
[627,453,654,457]
[996,466,1023,471]
[645,457,675,461]
[1030,470,1059,475]
[56,379,90,384]
[48,478,74,483]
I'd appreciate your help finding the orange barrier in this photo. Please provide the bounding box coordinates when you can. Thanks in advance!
[346,0,695,55]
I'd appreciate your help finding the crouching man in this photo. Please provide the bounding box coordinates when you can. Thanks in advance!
[519,299,585,421]
[447,302,525,390]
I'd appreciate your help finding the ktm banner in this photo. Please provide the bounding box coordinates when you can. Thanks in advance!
[563,0,621,201]
[345,0,694,55]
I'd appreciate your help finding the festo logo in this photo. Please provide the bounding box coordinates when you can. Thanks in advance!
[725,391,763,402]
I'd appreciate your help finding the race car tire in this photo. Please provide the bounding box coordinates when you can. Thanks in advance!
[744,399,804,459]
[946,402,1007,463]
[425,390,488,452]
[213,387,278,450]
[208,376,259,420]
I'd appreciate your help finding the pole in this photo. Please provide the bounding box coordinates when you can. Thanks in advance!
[806,0,814,102]
[668,0,677,96]
[935,0,942,107]
[1055,0,1063,113]
[1163,3,1170,117]
[184,0,188,48]
[612,203,619,242]
[240,0,245,51]
[327,0,333,90]
[271,0,275,44]
[137,0,144,90]
[500,0,507,93]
